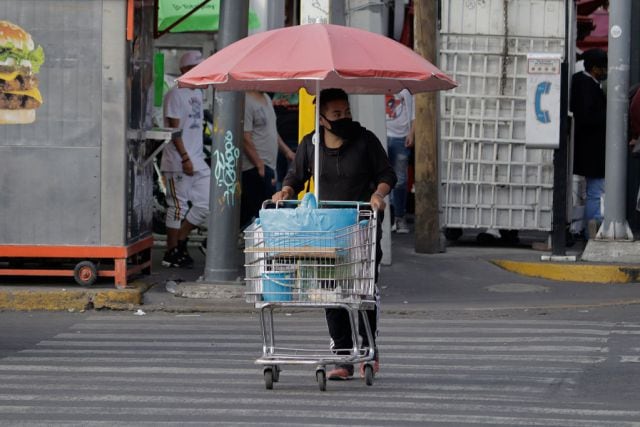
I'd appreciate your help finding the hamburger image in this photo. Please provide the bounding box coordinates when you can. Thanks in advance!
[0,20,45,124]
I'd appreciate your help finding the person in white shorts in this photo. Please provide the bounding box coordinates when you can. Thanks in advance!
[161,51,210,268]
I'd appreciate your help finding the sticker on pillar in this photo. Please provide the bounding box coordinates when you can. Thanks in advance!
[0,21,45,125]
[213,130,240,206]
[525,53,561,148]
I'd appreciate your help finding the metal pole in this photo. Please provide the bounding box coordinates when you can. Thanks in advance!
[600,0,634,240]
[551,0,570,256]
[203,0,249,282]
[314,80,320,201]
[551,61,569,255]
[267,0,285,30]
[393,0,404,40]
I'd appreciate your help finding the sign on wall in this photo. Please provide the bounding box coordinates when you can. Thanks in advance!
[157,0,260,33]
[525,53,562,148]
[0,0,103,148]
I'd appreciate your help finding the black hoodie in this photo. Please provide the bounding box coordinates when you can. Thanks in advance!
[282,122,397,202]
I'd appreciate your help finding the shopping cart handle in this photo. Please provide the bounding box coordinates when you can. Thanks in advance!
[261,198,377,220]
[261,199,300,210]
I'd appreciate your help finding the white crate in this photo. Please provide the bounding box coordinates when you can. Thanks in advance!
[439,15,564,231]
[439,0,565,231]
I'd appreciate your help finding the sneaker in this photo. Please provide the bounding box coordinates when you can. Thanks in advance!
[161,246,193,268]
[391,221,397,232]
[177,240,194,266]
[327,365,354,381]
[396,217,409,234]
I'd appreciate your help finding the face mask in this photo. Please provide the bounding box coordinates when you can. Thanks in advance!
[322,115,357,140]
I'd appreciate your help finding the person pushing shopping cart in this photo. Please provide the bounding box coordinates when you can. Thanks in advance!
[271,88,396,383]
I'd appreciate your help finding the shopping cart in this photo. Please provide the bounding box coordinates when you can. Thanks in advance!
[244,199,378,391]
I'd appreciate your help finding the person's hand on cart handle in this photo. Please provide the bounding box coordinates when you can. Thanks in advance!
[370,191,387,212]
[272,186,295,202]
[369,183,391,211]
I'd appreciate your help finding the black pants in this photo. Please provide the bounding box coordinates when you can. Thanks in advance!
[325,210,383,355]
[241,166,275,229]
[325,306,377,353]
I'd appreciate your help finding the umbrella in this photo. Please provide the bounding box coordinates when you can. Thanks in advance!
[177,23,457,198]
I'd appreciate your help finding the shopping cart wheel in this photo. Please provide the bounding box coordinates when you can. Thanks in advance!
[272,365,280,382]
[74,261,98,287]
[316,369,326,392]
[264,368,274,390]
[364,364,374,386]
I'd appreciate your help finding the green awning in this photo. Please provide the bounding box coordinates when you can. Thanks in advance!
[157,0,260,33]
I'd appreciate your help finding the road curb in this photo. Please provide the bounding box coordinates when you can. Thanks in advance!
[492,259,640,284]
[0,282,148,312]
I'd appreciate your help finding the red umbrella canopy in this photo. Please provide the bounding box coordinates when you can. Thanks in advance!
[178,23,457,94]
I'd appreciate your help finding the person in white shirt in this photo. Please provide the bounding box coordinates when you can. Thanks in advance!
[385,89,415,234]
[161,51,210,268]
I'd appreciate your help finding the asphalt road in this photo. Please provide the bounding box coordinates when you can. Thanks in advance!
[0,308,639,426]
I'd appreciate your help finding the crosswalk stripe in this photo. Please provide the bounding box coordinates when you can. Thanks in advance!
[10,348,605,366]
[51,332,610,344]
[0,393,639,418]
[0,381,567,402]
[26,343,610,363]
[72,323,616,335]
[0,373,557,395]
[80,315,640,327]
[2,354,586,376]
[40,335,609,354]
[0,355,588,373]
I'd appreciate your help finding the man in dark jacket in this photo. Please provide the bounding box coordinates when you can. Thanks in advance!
[570,48,607,238]
[272,88,397,380]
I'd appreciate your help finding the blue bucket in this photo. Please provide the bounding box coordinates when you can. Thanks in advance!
[261,272,294,302]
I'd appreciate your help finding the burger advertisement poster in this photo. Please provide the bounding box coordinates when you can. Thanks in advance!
[0,20,44,124]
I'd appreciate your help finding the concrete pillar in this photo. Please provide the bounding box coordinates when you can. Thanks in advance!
[599,0,633,241]
[202,0,249,283]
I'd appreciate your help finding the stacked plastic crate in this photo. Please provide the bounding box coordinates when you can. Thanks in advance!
[439,0,565,234]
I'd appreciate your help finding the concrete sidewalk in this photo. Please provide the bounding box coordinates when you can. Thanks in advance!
[1,230,640,312]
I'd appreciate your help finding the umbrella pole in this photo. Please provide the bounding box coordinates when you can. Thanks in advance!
[313,80,320,201]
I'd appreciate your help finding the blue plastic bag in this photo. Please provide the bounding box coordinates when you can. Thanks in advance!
[259,194,358,248]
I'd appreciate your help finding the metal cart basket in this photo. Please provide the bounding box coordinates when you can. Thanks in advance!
[244,200,378,391]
